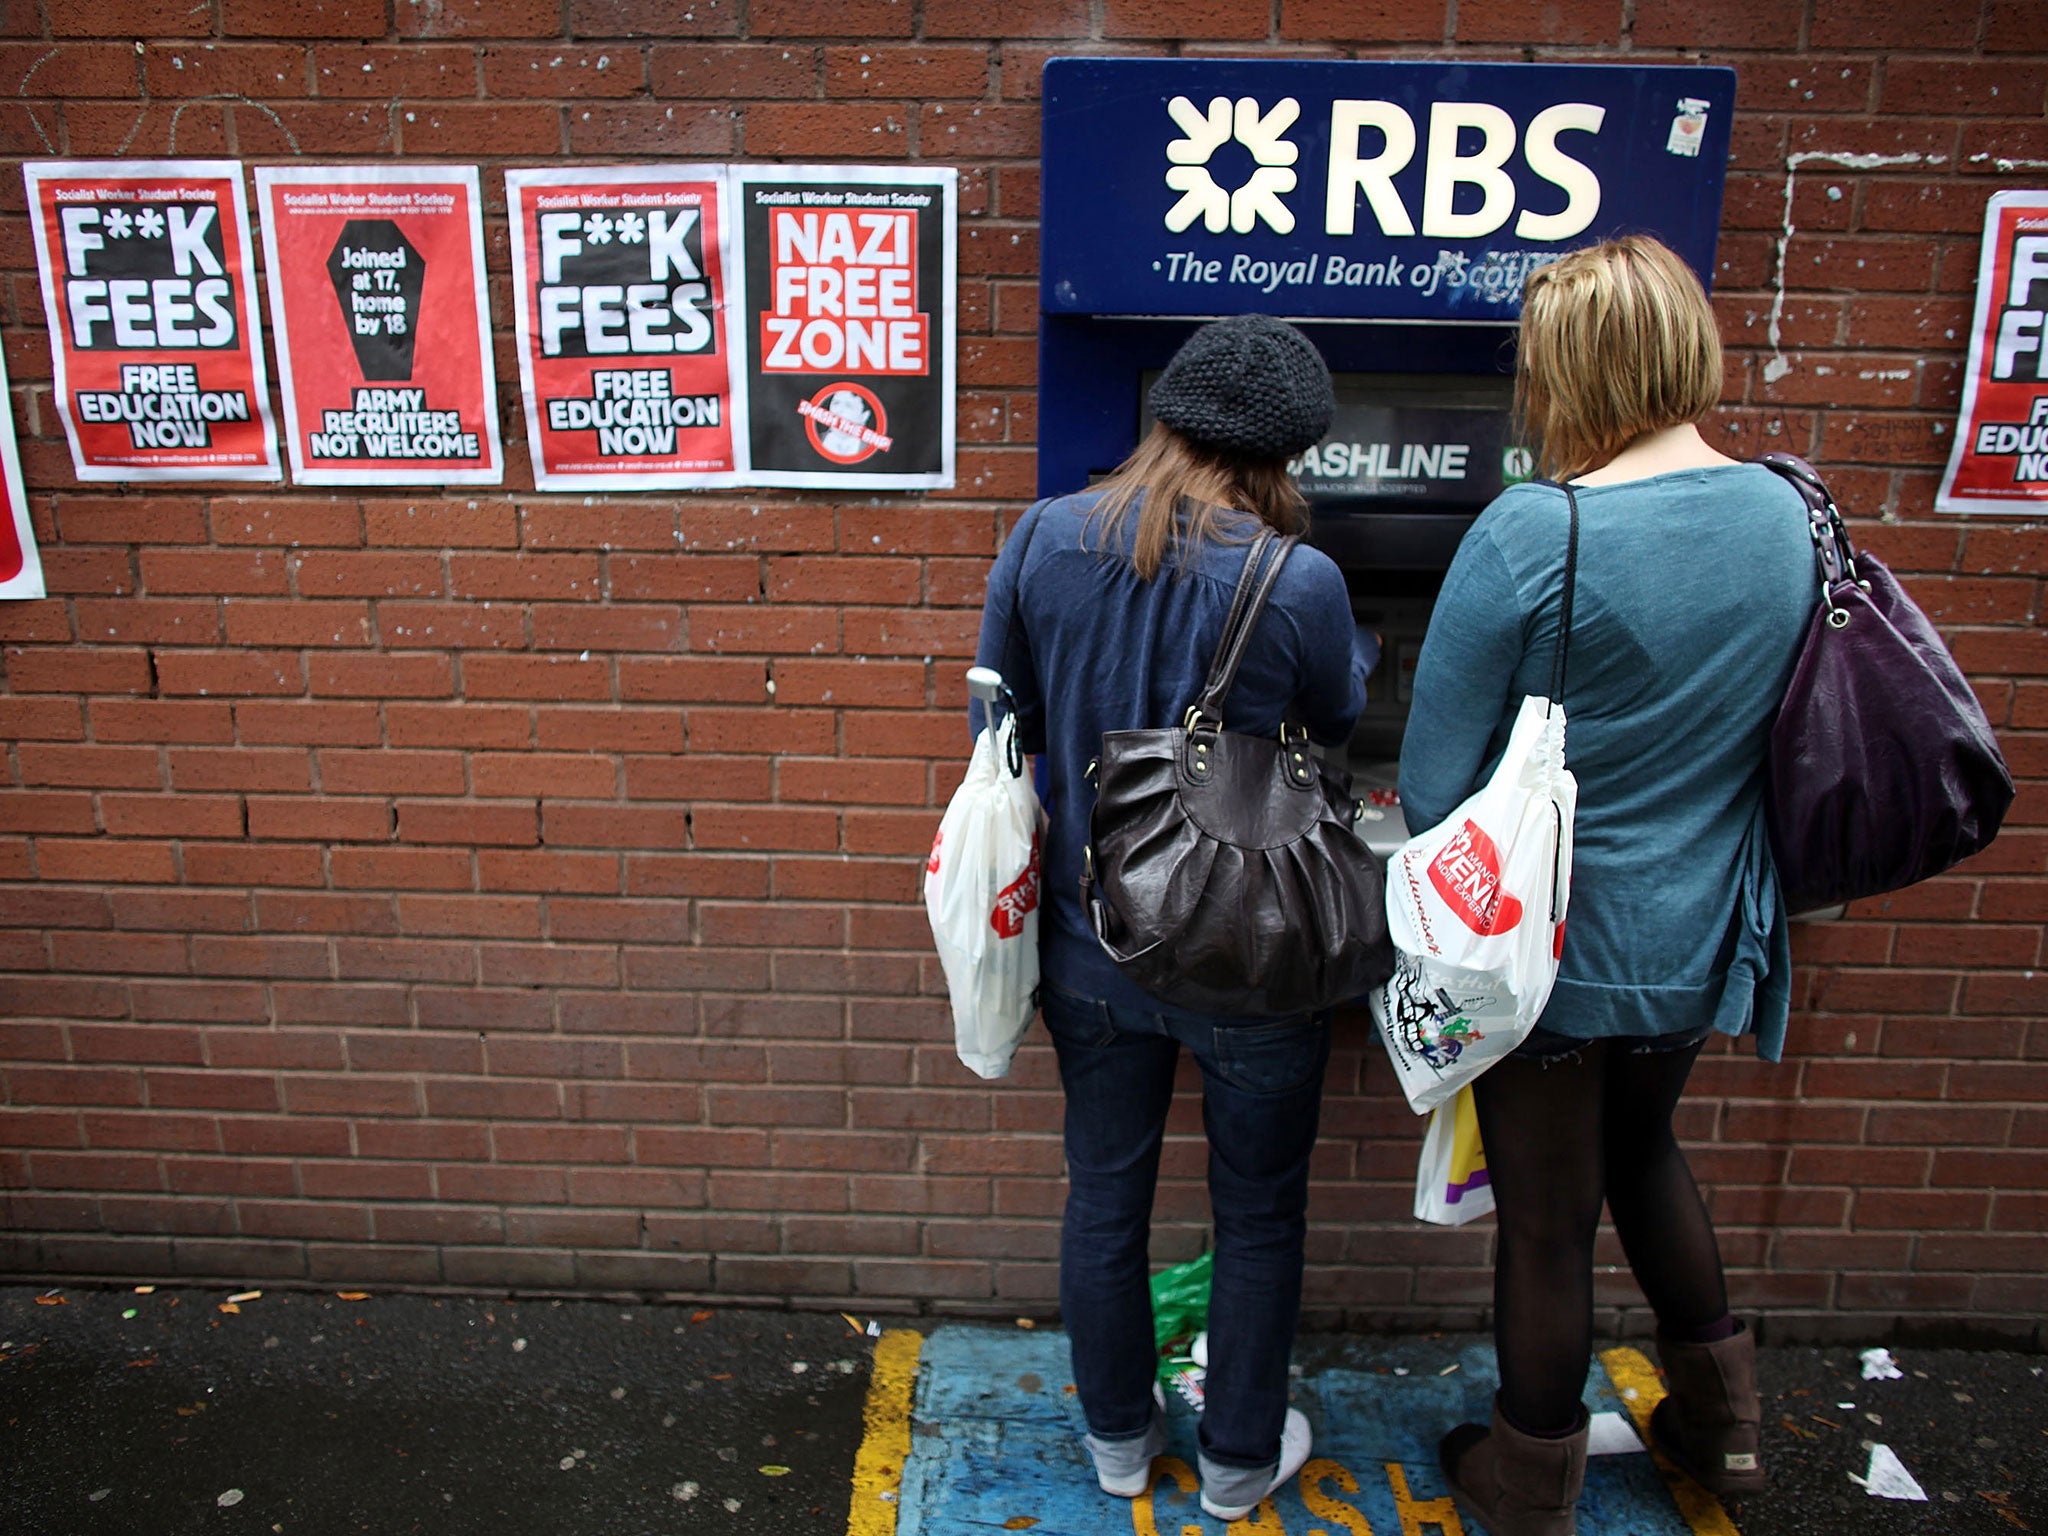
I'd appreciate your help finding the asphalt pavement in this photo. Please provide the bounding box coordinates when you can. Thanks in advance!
[1,1283,2043,1535]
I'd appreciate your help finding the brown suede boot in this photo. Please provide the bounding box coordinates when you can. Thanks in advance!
[1440,1396,1589,1536]
[1649,1322,1766,1496]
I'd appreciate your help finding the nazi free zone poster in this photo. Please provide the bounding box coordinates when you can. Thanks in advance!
[732,166,957,490]
[255,165,502,487]
[507,165,740,491]
[25,159,281,482]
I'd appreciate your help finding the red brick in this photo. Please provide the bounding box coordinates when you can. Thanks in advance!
[8,647,154,695]
[141,549,292,596]
[19,744,163,790]
[365,500,518,549]
[309,653,454,698]
[570,0,739,33]
[1280,0,1440,40]
[0,791,97,834]
[1811,0,1982,47]
[745,102,909,157]
[386,704,530,750]
[566,102,736,155]
[330,846,473,891]
[393,0,557,33]
[534,707,684,753]
[477,849,620,894]
[647,43,816,100]
[321,749,465,797]
[75,599,220,647]
[223,601,372,648]
[248,795,390,843]
[212,498,362,547]
[481,44,647,97]
[606,554,757,603]
[183,843,325,888]
[153,650,303,697]
[35,839,178,885]
[312,43,474,96]
[0,697,83,740]
[1454,0,1617,42]
[471,753,616,799]
[399,103,563,155]
[399,801,538,847]
[825,45,988,97]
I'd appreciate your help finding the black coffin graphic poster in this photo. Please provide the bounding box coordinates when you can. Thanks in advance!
[327,219,424,380]
[732,166,956,489]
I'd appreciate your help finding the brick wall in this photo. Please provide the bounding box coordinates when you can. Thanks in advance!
[0,1,2042,1340]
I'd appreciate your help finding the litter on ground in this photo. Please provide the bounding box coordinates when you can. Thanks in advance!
[1861,1347,1905,1381]
[1850,1443,1928,1501]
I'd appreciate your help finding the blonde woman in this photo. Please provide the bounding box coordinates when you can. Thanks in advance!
[1400,238,1810,1536]
[972,315,1373,1519]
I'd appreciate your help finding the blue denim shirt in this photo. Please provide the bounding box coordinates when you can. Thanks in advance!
[973,490,1370,1018]
[1398,466,1816,1058]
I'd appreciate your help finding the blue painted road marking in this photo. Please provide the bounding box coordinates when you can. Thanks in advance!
[895,1328,1712,1535]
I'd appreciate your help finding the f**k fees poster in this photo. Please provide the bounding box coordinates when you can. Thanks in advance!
[0,344,43,600]
[255,165,502,486]
[506,165,738,491]
[732,166,956,489]
[1941,190,2048,514]
[24,159,280,481]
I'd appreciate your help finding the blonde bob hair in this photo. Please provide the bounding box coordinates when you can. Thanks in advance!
[1515,236,1724,483]
[1088,422,1308,581]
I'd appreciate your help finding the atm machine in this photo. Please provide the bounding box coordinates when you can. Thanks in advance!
[1038,57,1736,854]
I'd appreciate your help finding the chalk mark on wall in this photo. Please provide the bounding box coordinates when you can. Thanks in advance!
[1765,150,1943,385]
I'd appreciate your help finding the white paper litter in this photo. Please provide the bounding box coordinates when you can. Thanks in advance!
[1587,1411,1646,1456]
[1849,1442,1927,1501]
[1859,1347,1904,1381]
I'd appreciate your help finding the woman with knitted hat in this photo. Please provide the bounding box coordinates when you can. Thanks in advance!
[970,313,1373,1519]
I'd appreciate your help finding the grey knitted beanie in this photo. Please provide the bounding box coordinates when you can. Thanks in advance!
[1148,313,1334,460]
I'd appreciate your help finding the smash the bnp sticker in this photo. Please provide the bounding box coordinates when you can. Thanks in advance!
[799,381,891,464]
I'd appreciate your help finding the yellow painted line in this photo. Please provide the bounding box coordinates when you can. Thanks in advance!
[1599,1346,1742,1536]
[847,1328,924,1536]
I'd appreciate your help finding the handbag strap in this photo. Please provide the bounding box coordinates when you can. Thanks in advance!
[1550,484,1581,710]
[1193,532,1297,728]
[1755,451,1862,628]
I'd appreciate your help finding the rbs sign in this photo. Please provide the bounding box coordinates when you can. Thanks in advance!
[1042,59,1735,323]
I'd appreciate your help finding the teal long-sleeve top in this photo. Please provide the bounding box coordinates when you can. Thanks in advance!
[1397,465,1815,1059]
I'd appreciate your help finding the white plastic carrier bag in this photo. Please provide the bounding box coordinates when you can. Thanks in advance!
[925,669,1044,1079]
[1413,1084,1495,1226]
[1371,691,1577,1116]
[1373,485,1583,1115]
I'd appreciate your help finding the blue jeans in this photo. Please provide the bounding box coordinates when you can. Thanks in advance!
[1039,980,1330,1476]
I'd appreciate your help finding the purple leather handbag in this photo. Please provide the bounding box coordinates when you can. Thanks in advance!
[1758,453,2014,913]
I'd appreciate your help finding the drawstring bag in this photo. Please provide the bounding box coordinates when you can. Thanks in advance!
[1371,486,1580,1115]
[1413,1084,1494,1226]
[925,676,1044,1079]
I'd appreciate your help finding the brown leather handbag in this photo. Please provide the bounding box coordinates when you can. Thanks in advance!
[1080,531,1395,1017]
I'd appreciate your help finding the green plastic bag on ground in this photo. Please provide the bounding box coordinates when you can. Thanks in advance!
[1149,1251,1212,1380]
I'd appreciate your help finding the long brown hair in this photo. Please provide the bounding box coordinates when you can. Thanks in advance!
[1514,236,1725,482]
[1087,423,1308,580]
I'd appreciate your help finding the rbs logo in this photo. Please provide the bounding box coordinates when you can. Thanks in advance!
[1164,94,1606,242]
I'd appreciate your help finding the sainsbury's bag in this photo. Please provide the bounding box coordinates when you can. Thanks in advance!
[925,697,1044,1079]
[1413,1085,1494,1226]
[1371,486,1581,1116]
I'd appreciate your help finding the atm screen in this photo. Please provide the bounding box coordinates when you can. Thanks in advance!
[1137,370,1523,508]
[1303,373,1521,506]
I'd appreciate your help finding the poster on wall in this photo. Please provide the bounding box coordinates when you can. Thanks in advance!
[254,164,502,487]
[23,159,280,482]
[729,165,956,490]
[1939,189,2048,514]
[0,346,45,600]
[506,164,740,491]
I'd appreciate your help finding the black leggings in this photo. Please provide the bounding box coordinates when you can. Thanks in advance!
[1471,1035,1730,1436]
